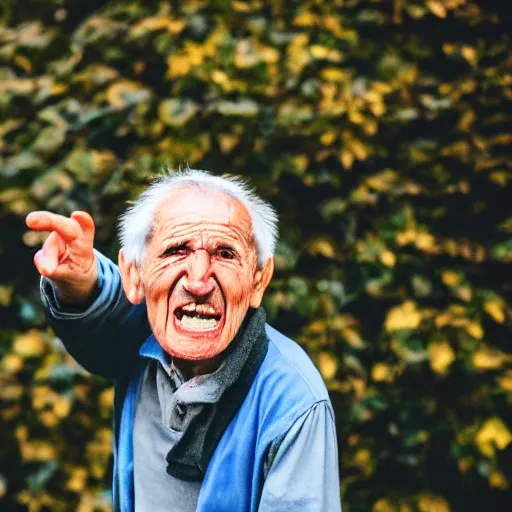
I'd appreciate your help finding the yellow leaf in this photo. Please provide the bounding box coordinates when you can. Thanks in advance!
[320,130,337,145]
[13,330,45,357]
[54,395,71,418]
[321,15,345,38]
[369,101,386,117]
[307,238,337,258]
[427,1,447,18]
[293,11,318,27]
[40,410,59,428]
[235,39,260,68]
[465,321,483,340]
[132,16,186,36]
[67,467,88,492]
[14,54,33,73]
[158,98,199,127]
[351,139,368,160]
[318,352,337,380]
[98,387,114,409]
[0,285,13,306]
[211,69,228,85]
[456,286,472,303]
[417,494,450,512]
[310,45,330,59]
[32,385,54,410]
[306,319,327,334]
[373,498,398,512]
[385,301,422,332]
[484,299,506,324]
[340,150,354,169]
[0,78,35,95]
[475,417,512,457]
[166,53,192,79]
[342,328,365,349]
[291,154,309,173]
[489,471,509,489]
[457,457,472,473]
[371,363,393,383]
[348,108,365,125]
[1,353,23,374]
[415,232,436,251]
[380,250,396,267]
[441,270,462,287]
[429,342,455,375]
[353,448,371,468]
[21,441,56,462]
[105,80,144,107]
[259,45,280,64]
[473,346,505,370]
[366,169,398,192]
[458,110,475,132]
[232,0,252,12]
[498,216,512,233]
[490,171,510,187]
[461,45,478,67]
[321,67,348,82]
[217,134,240,153]
[498,373,512,392]
[373,81,393,94]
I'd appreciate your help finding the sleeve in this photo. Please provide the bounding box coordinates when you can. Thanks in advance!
[41,249,151,380]
[259,401,342,512]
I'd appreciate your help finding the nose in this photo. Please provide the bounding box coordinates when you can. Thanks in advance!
[183,249,215,297]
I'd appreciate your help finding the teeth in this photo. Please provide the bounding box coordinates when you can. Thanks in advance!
[181,302,215,315]
[181,303,216,315]
[196,304,216,315]
[180,315,219,331]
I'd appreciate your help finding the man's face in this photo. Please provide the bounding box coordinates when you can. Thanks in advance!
[130,186,269,361]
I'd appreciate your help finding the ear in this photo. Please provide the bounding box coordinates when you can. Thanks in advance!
[249,257,274,309]
[118,249,145,305]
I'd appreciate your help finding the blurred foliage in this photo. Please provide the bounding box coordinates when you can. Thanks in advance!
[1,0,511,510]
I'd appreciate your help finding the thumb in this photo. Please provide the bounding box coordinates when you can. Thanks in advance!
[33,231,64,277]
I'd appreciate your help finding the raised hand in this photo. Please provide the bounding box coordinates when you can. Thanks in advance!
[25,211,98,305]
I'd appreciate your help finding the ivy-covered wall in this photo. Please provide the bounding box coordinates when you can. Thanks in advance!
[1,0,511,510]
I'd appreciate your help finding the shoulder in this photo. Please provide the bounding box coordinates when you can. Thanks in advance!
[263,324,329,402]
[242,323,331,445]
[250,324,330,408]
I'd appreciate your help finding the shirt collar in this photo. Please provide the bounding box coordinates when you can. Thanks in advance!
[139,334,166,363]
[139,335,177,376]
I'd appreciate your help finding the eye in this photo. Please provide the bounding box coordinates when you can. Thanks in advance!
[160,244,188,258]
[217,246,236,260]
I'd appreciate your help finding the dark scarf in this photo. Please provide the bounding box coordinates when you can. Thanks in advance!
[165,306,269,481]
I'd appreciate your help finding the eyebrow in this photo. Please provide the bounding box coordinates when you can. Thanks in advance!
[159,242,189,257]
[216,243,239,254]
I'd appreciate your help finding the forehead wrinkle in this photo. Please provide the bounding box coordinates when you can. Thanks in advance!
[154,221,252,247]
[150,188,256,254]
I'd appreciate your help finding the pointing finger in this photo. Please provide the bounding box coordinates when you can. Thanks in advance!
[26,211,81,243]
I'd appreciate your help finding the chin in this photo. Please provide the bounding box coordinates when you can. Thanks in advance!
[162,327,230,362]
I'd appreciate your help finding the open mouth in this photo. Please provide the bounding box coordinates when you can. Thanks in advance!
[174,303,222,331]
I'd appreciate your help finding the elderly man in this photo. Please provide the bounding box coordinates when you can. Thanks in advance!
[26,170,341,511]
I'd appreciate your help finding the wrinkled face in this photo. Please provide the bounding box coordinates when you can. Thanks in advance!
[130,186,269,361]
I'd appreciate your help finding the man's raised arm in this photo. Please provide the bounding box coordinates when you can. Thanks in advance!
[26,211,151,380]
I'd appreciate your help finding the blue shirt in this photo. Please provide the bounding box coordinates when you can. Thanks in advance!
[41,251,342,511]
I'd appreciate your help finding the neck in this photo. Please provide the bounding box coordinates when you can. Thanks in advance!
[173,353,225,380]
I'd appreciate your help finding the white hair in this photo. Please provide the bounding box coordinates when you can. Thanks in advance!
[118,169,279,267]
